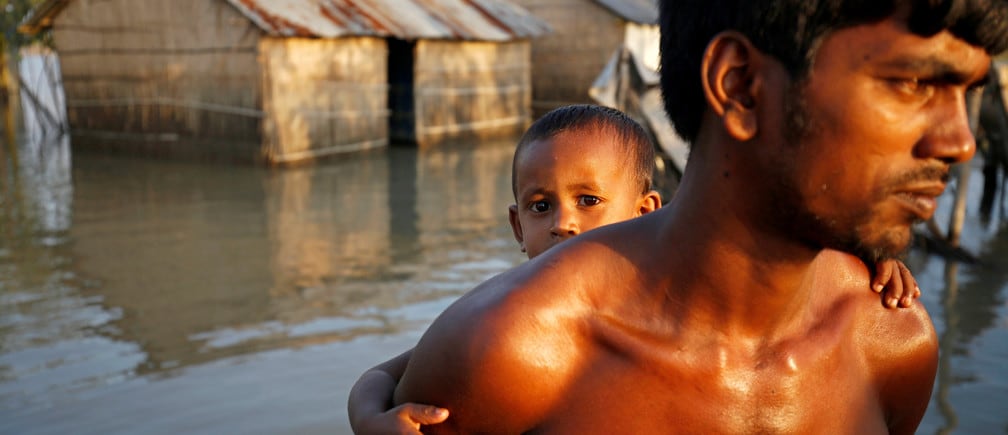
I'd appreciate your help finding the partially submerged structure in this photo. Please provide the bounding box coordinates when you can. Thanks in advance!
[21,0,548,163]
[512,0,658,115]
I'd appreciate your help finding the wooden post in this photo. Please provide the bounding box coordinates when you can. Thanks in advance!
[935,260,961,434]
[615,46,629,112]
[0,35,16,162]
[946,86,986,246]
[946,164,970,247]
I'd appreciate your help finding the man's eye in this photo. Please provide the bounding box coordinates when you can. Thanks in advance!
[529,201,550,213]
[892,77,935,97]
[578,196,601,206]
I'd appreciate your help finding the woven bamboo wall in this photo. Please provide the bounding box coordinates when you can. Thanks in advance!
[259,37,388,165]
[412,39,532,147]
[513,0,626,116]
[51,0,263,161]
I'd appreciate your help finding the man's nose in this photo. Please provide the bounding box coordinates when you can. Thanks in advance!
[550,208,579,238]
[914,91,977,164]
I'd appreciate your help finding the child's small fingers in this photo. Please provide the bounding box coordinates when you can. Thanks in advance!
[396,403,450,426]
[885,264,903,309]
[914,285,921,298]
[897,264,915,306]
[886,296,899,308]
[898,262,918,291]
[872,262,893,293]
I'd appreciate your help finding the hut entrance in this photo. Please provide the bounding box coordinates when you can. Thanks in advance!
[388,38,416,144]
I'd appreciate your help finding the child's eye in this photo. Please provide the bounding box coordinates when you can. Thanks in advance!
[578,196,602,207]
[529,201,551,213]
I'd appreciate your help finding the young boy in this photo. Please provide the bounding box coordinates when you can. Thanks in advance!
[347,105,920,434]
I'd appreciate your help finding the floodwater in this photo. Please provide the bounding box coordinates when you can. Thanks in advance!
[2,139,1006,435]
[1,58,1007,435]
[1,135,527,434]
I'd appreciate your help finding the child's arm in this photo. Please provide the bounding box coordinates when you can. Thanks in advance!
[348,348,449,434]
[871,259,921,309]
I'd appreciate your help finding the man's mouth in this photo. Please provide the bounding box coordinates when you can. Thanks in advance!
[893,183,946,220]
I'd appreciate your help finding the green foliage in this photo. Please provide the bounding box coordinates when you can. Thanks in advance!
[0,0,48,47]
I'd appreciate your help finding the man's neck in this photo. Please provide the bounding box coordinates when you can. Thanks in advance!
[653,143,824,340]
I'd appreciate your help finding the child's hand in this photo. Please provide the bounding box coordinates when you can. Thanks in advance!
[871,259,921,309]
[354,403,448,435]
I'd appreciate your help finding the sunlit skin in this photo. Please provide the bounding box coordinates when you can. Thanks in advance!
[348,122,922,432]
[392,12,986,435]
[508,129,660,259]
[349,124,922,433]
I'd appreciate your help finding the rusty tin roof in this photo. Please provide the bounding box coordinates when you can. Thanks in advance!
[227,0,550,40]
[592,0,657,25]
[21,0,549,40]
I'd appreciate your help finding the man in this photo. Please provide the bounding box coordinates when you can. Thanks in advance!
[393,1,1008,433]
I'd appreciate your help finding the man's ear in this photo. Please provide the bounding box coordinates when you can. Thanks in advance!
[637,190,662,216]
[508,204,526,253]
[701,31,761,141]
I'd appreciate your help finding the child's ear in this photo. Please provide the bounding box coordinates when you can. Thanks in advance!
[637,190,662,216]
[508,204,526,253]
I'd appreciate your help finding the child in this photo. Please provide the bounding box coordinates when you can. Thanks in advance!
[347,105,919,434]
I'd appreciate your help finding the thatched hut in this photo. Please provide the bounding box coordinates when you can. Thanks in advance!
[512,0,658,116]
[21,0,548,163]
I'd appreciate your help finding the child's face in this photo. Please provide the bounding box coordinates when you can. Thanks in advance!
[509,129,660,259]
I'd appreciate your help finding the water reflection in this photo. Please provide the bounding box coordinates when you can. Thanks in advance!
[906,169,1008,435]
[1,135,525,428]
[931,221,1008,435]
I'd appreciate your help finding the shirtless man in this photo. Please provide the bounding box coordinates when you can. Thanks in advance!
[392,1,1007,432]
[349,105,920,433]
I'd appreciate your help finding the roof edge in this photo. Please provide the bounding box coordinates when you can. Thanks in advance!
[18,0,72,35]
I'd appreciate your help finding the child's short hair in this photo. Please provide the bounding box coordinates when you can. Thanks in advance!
[511,104,656,198]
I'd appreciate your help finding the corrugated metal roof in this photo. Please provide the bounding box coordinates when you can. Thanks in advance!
[18,0,70,35]
[592,0,657,25]
[225,0,551,40]
[21,0,550,41]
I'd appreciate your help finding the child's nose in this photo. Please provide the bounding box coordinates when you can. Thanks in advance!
[550,208,580,238]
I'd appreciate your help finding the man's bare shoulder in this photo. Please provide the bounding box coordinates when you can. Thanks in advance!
[392,246,608,432]
[813,250,936,345]
[811,250,938,432]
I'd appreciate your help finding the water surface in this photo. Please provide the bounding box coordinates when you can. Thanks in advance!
[1,135,1007,434]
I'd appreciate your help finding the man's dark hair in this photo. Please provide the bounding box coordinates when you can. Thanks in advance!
[511,104,656,198]
[660,0,1008,143]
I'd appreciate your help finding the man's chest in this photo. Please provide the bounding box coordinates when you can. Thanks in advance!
[529,340,889,434]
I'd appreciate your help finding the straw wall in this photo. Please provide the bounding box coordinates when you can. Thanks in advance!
[259,37,388,164]
[412,39,532,147]
[50,0,262,161]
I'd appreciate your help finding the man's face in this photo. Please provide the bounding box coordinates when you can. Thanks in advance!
[509,130,646,259]
[768,14,990,263]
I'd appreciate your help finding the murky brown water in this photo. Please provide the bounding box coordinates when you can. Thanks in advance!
[0,134,526,434]
[1,134,1007,434]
